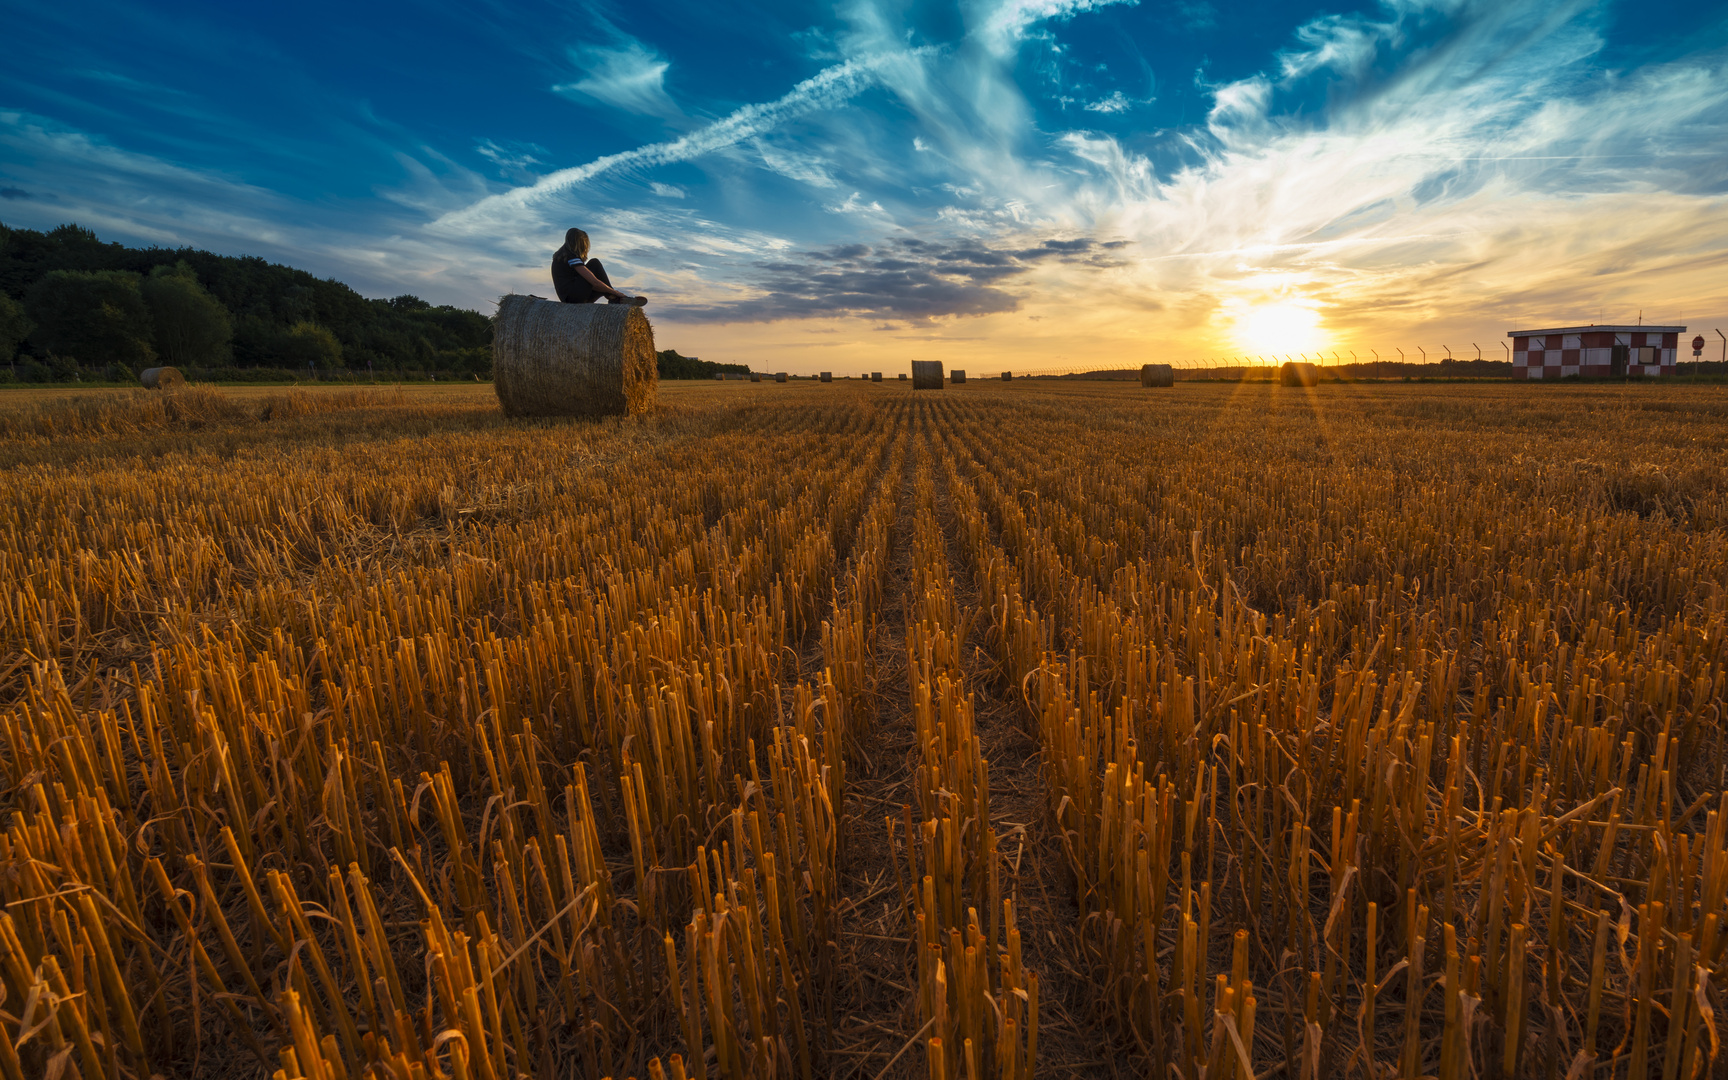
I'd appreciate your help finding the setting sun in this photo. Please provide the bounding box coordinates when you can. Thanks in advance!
[1226,297,1329,358]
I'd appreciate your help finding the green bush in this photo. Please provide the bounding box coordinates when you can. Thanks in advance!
[142,262,232,367]
[0,293,31,363]
[275,321,343,370]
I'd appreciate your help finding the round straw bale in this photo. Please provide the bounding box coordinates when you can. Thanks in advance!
[1140,363,1174,387]
[140,366,186,390]
[872,372,882,382]
[492,295,657,418]
[775,372,788,383]
[1001,371,1012,380]
[820,371,832,383]
[911,360,943,389]
[750,373,761,382]
[1279,361,1319,387]
[950,369,967,384]
[898,373,907,380]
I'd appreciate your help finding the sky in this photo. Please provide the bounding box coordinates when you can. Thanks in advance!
[2,0,1726,372]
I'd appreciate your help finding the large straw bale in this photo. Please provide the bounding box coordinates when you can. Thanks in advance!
[1279,361,1319,387]
[1001,371,1012,381]
[820,372,832,383]
[872,372,882,382]
[951,370,967,384]
[492,295,657,418]
[776,372,788,383]
[911,360,944,389]
[750,373,761,382]
[140,366,186,390]
[1140,363,1174,387]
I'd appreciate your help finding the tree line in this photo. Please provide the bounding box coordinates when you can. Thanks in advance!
[0,222,492,382]
[655,349,751,379]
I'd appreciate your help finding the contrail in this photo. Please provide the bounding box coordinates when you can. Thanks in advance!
[430,50,931,236]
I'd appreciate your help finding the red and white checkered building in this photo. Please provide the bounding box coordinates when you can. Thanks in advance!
[1508,325,1684,379]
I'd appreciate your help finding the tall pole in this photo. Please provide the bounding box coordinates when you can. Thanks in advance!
[1718,330,1725,367]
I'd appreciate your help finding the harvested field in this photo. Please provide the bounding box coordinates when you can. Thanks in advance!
[1,379,1724,1080]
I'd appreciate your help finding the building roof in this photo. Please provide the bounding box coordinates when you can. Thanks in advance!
[1507,325,1685,337]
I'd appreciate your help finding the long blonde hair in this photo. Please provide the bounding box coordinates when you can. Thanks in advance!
[558,228,590,262]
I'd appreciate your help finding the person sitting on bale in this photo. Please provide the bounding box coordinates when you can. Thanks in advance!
[552,228,647,306]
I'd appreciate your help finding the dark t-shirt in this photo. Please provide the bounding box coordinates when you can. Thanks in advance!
[551,253,592,303]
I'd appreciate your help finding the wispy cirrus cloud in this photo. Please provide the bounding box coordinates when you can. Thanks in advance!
[554,39,679,117]
[975,0,1140,55]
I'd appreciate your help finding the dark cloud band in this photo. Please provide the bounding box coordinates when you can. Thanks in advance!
[684,236,1117,323]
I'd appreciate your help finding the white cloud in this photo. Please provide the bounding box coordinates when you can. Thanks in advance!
[754,139,838,187]
[475,138,543,178]
[554,40,678,117]
[1085,90,1130,113]
[649,181,686,198]
[828,191,886,215]
[975,0,1139,56]
[1278,13,1393,81]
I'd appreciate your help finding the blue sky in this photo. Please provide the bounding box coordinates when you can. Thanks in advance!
[3,0,1725,370]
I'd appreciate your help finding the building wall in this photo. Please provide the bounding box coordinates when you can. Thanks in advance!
[1512,331,1677,379]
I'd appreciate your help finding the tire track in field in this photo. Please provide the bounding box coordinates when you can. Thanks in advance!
[825,400,925,1080]
[927,398,1105,1079]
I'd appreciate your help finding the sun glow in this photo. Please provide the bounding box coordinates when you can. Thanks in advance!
[1223,296,1330,358]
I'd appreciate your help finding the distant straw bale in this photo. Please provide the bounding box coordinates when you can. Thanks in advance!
[951,370,967,384]
[1280,361,1319,387]
[911,361,943,390]
[492,295,656,418]
[1140,364,1174,388]
[1001,371,1012,381]
[872,373,882,382]
[776,372,788,383]
[820,372,832,383]
[140,367,185,390]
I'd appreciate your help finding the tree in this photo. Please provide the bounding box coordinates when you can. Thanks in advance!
[276,321,342,370]
[0,292,31,365]
[25,269,155,369]
[141,262,233,367]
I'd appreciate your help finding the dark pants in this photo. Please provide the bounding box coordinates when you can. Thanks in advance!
[556,258,616,304]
